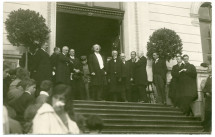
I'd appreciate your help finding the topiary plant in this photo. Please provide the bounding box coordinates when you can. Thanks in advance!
[147,28,183,61]
[5,8,50,69]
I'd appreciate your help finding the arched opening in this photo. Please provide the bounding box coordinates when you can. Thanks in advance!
[198,2,212,65]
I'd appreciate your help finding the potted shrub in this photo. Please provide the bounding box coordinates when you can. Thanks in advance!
[5,8,50,70]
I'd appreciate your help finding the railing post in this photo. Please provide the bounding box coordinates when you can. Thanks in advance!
[191,66,209,120]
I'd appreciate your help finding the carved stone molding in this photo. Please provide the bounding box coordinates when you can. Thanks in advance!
[57,2,124,20]
[190,2,204,27]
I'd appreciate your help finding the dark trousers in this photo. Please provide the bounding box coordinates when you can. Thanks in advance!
[126,86,132,102]
[119,77,128,102]
[153,75,166,104]
[92,85,103,101]
[203,110,212,132]
[137,85,148,102]
[84,83,90,100]
[71,80,85,100]
[130,85,138,102]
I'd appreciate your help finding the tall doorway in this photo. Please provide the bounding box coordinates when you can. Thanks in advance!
[56,12,121,58]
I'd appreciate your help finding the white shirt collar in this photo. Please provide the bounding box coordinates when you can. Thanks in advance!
[178,62,183,66]
[155,58,159,62]
[25,91,31,95]
[40,91,49,96]
[41,48,46,52]
[155,58,159,63]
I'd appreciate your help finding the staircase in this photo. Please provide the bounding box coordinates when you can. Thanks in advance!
[73,100,205,134]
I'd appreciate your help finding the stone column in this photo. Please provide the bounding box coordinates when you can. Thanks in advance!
[47,2,57,55]
[192,67,209,120]
[122,2,137,58]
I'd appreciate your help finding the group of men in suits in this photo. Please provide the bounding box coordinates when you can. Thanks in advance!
[86,44,167,103]
[19,43,168,103]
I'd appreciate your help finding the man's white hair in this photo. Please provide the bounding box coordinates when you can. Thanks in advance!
[112,50,118,54]
[62,46,69,50]
[92,44,101,51]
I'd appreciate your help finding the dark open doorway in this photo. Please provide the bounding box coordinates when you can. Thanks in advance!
[56,12,121,58]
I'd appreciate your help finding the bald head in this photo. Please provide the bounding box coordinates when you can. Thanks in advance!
[62,46,69,55]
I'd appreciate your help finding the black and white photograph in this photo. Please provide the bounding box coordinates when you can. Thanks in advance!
[1,0,213,135]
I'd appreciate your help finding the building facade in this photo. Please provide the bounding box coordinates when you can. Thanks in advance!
[3,2,211,118]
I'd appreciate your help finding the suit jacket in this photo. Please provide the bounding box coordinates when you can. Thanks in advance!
[126,59,136,79]
[10,92,35,121]
[134,56,148,85]
[107,58,122,80]
[88,53,106,86]
[152,58,167,83]
[69,57,82,73]
[56,53,70,85]
[32,49,52,85]
[107,58,122,92]
[121,61,132,79]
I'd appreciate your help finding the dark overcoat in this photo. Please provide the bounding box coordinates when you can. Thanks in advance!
[121,61,133,87]
[88,53,106,86]
[179,63,197,100]
[203,75,212,111]
[107,58,122,92]
[169,63,185,102]
[31,49,52,85]
[56,53,70,85]
[50,53,59,69]
[134,56,148,86]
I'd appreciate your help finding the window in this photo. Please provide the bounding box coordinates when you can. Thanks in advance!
[199,2,212,64]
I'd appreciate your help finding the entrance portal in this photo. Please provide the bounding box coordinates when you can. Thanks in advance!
[56,12,120,58]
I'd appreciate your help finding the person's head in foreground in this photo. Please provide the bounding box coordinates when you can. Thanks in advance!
[49,84,70,113]
[86,115,104,134]
[32,84,80,134]
[18,78,36,95]
[40,80,53,95]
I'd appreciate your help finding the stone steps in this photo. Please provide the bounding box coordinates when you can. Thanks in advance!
[72,100,204,134]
